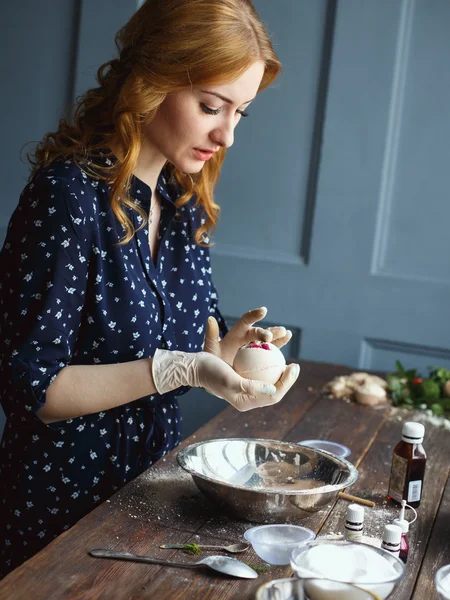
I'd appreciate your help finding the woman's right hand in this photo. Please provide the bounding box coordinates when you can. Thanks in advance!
[152,349,300,412]
[194,352,300,412]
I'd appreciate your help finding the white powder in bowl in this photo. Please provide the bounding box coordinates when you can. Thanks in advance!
[293,544,402,600]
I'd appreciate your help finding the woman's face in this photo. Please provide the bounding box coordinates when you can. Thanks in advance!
[142,61,265,173]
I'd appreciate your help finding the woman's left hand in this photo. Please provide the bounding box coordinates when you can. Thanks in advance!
[204,306,292,366]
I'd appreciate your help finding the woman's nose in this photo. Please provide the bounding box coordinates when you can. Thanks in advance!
[210,118,235,149]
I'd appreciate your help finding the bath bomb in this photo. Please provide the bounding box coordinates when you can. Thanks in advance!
[232,341,286,384]
[354,381,387,406]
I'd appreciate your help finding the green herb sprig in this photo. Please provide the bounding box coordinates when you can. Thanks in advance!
[181,543,201,555]
[387,361,450,417]
[246,563,270,574]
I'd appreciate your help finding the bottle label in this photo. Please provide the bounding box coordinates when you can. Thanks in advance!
[408,480,422,502]
[381,543,400,557]
[389,454,408,502]
[345,530,363,542]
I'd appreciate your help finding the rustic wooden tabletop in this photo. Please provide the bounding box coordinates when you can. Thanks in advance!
[1,360,449,600]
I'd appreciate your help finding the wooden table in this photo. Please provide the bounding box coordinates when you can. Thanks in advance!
[1,360,449,599]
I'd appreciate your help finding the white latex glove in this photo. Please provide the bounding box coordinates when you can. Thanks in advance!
[204,306,292,366]
[151,349,300,412]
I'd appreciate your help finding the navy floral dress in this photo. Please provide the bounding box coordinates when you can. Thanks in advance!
[0,158,227,577]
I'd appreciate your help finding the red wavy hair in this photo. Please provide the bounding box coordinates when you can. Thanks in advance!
[28,0,281,245]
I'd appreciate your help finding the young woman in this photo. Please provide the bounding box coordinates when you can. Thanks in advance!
[0,0,300,576]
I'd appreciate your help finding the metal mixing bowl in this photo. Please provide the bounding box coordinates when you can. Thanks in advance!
[177,438,358,522]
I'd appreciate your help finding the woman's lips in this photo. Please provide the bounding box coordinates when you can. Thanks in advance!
[193,148,215,161]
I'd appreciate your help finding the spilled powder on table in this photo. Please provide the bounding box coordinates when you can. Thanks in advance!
[320,499,402,549]
[107,460,254,540]
[320,532,382,548]
[389,406,450,431]
[109,460,210,525]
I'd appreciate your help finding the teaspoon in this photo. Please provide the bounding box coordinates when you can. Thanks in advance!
[89,548,257,579]
[160,542,249,554]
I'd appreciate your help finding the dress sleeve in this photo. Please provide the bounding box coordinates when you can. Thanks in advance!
[1,170,94,423]
[194,203,229,340]
[209,280,229,339]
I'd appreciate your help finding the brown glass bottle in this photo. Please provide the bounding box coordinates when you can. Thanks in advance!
[387,422,426,509]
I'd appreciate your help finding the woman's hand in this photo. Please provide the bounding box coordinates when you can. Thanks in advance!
[194,352,300,412]
[203,306,292,366]
[151,349,301,412]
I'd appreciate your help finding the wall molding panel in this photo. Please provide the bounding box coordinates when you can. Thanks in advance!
[360,337,450,372]
[371,0,415,277]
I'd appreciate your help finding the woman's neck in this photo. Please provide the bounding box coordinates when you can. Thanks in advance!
[133,140,167,192]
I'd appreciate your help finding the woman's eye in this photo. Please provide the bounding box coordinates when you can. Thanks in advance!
[200,103,249,118]
[200,103,221,115]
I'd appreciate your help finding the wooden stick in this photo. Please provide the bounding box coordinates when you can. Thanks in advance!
[338,492,375,507]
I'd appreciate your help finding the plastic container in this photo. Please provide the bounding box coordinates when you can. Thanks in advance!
[291,540,405,600]
[392,499,417,563]
[381,524,402,557]
[243,524,315,565]
[299,440,351,459]
[256,577,382,600]
[436,564,450,600]
[344,503,364,542]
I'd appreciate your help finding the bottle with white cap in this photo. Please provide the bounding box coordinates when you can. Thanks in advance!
[387,421,426,508]
[392,499,417,563]
[381,524,402,557]
[344,503,364,542]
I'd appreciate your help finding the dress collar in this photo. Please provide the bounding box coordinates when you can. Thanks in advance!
[92,152,179,211]
[130,164,179,212]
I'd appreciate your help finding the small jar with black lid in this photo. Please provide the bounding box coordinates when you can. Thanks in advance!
[344,503,364,542]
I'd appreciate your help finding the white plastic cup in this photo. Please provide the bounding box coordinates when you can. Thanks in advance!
[244,523,315,565]
[436,565,450,600]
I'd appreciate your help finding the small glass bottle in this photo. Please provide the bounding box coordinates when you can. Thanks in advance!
[387,422,426,508]
[381,524,402,557]
[392,500,410,563]
[344,503,364,542]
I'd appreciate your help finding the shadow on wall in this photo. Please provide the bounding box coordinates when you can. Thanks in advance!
[178,388,227,439]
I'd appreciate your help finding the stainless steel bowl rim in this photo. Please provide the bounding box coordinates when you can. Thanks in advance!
[177,437,358,496]
[298,439,351,458]
[291,540,406,585]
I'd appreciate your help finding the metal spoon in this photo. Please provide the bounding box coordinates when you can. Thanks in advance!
[89,548,258,579]
[160,542,249,554]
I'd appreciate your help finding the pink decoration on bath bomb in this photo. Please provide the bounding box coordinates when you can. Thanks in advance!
[233,341,286,384]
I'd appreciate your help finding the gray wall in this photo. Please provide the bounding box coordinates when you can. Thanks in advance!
[2,0,450,439]
[214,0,450,373]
